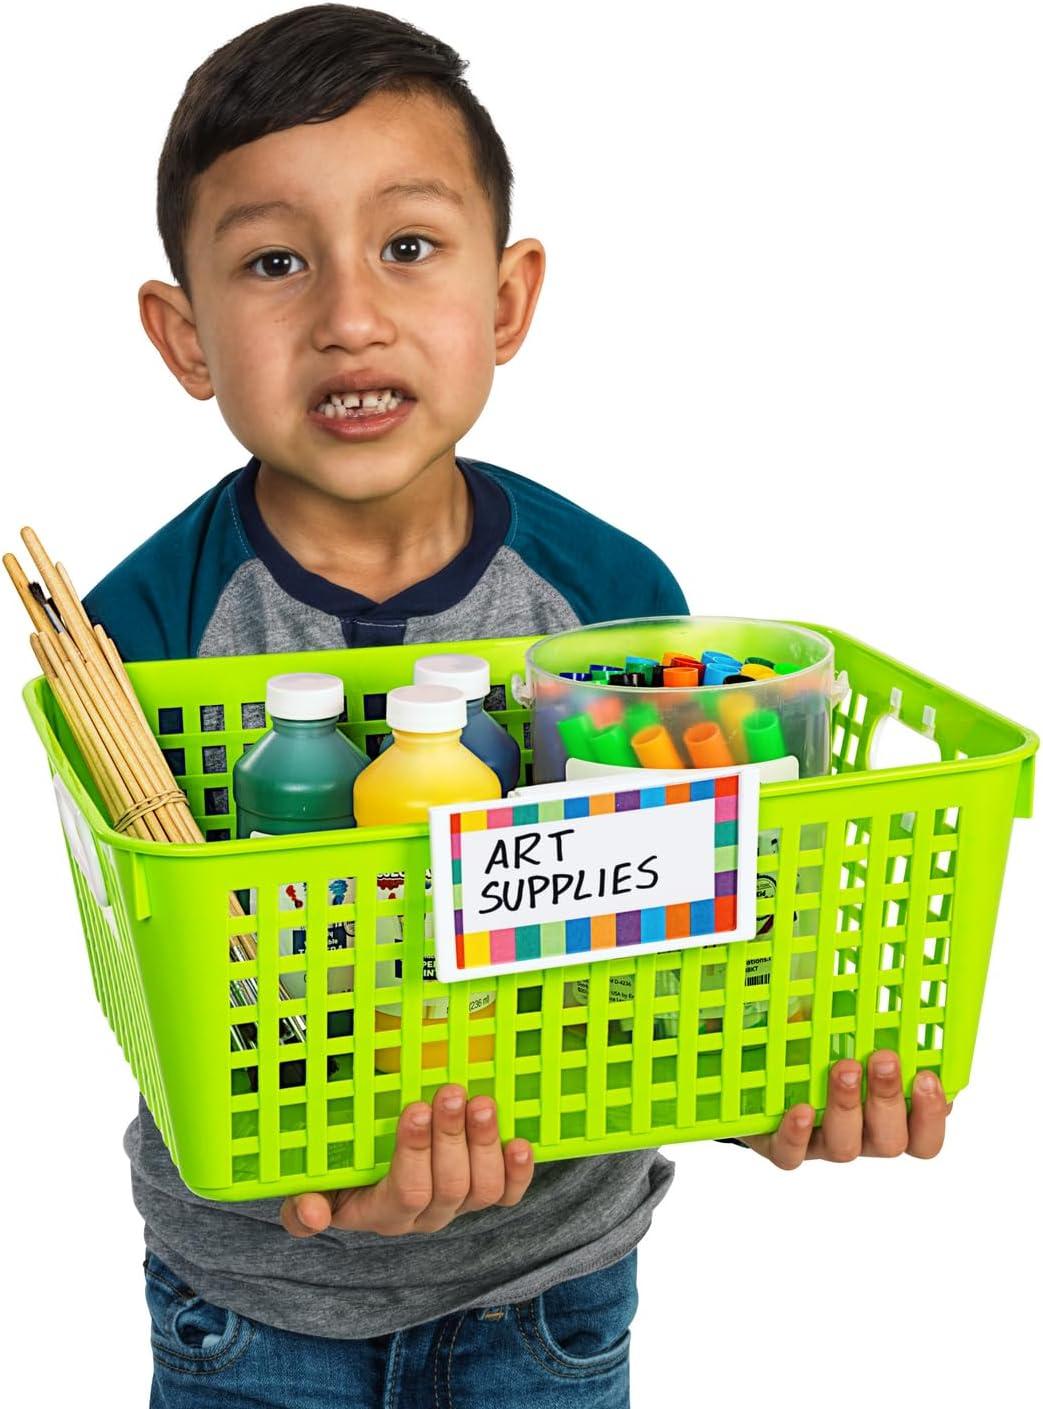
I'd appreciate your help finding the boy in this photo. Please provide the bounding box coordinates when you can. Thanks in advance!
[83,7,952,1404]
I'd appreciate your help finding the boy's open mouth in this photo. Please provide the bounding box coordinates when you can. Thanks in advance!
[313,388,413,420]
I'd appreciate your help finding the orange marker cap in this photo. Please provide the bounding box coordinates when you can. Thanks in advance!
[631,724,684,770]
[663,666,700,688]
[684,721,734,769]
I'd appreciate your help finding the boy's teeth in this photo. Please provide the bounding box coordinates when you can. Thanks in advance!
[317,388,405,418]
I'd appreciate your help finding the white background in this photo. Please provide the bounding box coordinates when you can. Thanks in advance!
[1,2,1039,1404]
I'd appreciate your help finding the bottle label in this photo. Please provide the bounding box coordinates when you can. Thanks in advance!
[245,834,353,994]
[374,869,495,1019]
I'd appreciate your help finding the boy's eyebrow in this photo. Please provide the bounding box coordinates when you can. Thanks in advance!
[212,181,464,243]
[213,200,303,243]
[371,179,465,208]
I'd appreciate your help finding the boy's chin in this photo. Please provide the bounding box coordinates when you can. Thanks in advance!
[273,444,448,505]
[314,460,437,505]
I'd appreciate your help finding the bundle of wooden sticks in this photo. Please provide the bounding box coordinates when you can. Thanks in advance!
[4,528,305,1049]
[5,527,205,846]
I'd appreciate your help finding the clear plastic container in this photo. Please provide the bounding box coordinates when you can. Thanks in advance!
[522,615,838,784]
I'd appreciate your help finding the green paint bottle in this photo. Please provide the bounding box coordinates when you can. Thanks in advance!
[234,672,366,840]
[233,673,368,1051]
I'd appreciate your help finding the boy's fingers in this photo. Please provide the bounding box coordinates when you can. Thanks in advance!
[906,1070,950,1159]
[281,1190,335,1238]
[767,1105,816,1169]
[459,1097,508,1212]
[413,1085,471,1232]
[862,1051,910,1157]
[330,1102,434,1234]
[497,1139,535,1205]
[812,1060,863,1162]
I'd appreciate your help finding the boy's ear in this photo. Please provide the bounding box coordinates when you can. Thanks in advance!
[494,238,546,367]
[138,280,215,400]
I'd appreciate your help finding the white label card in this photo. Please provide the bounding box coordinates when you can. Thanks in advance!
[429,766,760,983]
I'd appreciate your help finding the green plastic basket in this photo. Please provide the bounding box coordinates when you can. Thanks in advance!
[22,626,1036,1200]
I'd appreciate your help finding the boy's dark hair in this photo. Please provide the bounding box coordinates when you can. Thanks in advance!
[157,4,513,298]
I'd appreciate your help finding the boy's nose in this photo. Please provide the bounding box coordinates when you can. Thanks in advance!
[309,261,397,353]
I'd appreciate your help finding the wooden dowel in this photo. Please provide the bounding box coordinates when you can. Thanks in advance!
[54,561,96,639]
[31,635,150,840]
[94,627,200,845]
[3,553,54,637]
[58,632,190,843]
[33,643,122,824]
[37,632,165,841]
[20,527,105,669]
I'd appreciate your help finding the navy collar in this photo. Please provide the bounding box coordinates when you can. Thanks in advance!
[233,456,510,622]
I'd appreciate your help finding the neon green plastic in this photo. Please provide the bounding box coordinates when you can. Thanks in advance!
[22,627,1037,1200]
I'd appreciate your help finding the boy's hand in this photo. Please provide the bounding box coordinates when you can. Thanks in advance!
[280,1085,533,1237]
[736,1050,954,1167]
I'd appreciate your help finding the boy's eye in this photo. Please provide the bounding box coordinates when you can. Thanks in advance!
[381,234,438,264]
[247,251,305,280]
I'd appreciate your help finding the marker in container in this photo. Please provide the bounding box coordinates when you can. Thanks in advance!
[724,673,754,685]
[591,724,640,767]
[650,664,665,687]
[631,724,684,769]
[589,695,624,730]
[665,653,701,670]
[717,691,755,763]
[774,662,800,676]
[781,693,829,770]
[702,650,740,667]
[560,671,593,681]
[610,672,647,688]
[684,721,734,768]
[557,713,599,762]
[743,709,788,762]
[703,658,742,686]
[745,657,775,670]
[624,701,661,736]
[626,656,660,684]
[663,666,700,687]
[741,663,776,680]
[589,664,623,683]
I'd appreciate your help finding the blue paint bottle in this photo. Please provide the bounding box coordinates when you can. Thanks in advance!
[379,653,520,795]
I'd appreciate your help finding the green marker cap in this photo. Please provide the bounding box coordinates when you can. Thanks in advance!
[591,724,639,768]
[745,656,775,670]
[774,662,801,675]
[557,712,598,762]
[743,709,788,762]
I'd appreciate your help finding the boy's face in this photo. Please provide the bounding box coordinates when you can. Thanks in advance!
[144,89,543,505]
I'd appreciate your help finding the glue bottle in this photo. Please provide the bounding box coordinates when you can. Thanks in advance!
[354,685,501,1072]
[379,653,520,794]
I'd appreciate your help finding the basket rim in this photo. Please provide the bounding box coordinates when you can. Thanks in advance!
[21,622,1038,859]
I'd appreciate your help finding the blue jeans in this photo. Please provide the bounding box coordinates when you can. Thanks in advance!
[145,1246,638,1407]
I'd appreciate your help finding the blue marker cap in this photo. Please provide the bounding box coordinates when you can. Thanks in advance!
[703,659,742,686]
[701,650,741,668]
[560,671,593,681]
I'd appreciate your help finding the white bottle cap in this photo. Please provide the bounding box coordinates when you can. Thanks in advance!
[413,653,490,702]
[386,684,467,733]
[265,672,344,721]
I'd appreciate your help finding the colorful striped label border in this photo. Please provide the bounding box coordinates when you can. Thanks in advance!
[449,777,740,971]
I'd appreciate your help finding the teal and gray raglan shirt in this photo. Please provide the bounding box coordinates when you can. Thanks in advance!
[83,453,690,1340]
